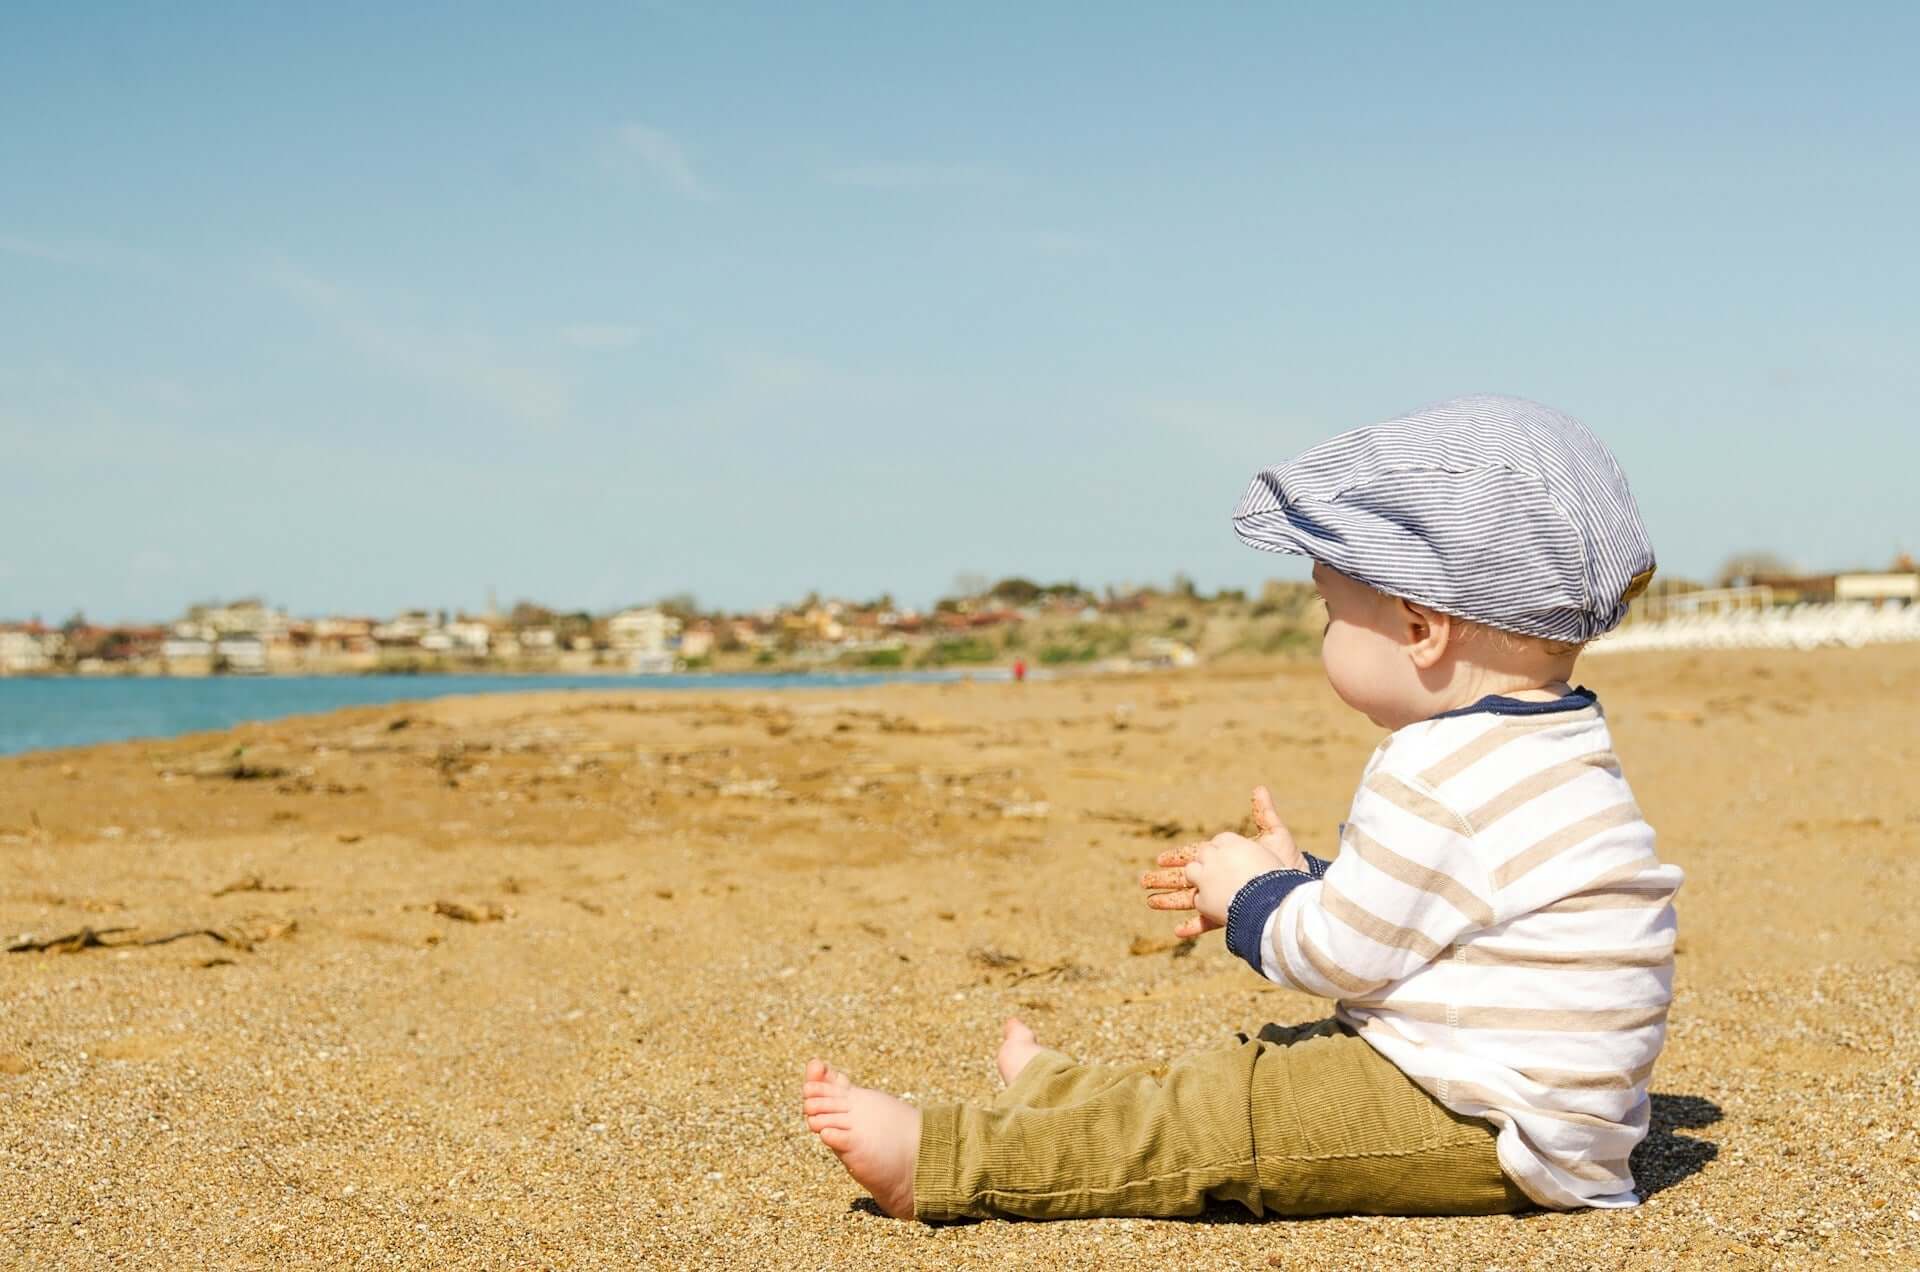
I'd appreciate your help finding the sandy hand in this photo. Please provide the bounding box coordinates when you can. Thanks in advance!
[1245,785,1307,871]
[1138,786,1306,938]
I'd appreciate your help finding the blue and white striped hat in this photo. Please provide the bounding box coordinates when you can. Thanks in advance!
[1232,394,1655,643]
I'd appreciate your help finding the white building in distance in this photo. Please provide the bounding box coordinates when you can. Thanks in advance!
[214,634,268,673]
[1834,572,1919,603]
[0,627,59,675]
[608,608,682,672]
[179,599,290,641]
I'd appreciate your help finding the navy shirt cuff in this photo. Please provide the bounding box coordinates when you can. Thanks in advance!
[1224,869,1317,975]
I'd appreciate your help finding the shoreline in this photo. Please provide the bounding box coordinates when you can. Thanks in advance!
[0,661,1005,680]
[0,665,1035,760]
[0,664,1008,681]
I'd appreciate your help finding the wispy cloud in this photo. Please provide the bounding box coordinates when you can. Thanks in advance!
[825,162,1007,190]
[1136,397,1319,466]
[0,232,93,266]
[1009,229,1099,257]
[723,351,911,400]
[257,260,573,428]
[560,323,648,352]
[652,350,917,452]
[130,548,180,577]
[606,123,711,199]
[0,230,173,278]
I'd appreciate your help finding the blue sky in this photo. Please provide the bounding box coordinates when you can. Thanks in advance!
[3,2,1916,622]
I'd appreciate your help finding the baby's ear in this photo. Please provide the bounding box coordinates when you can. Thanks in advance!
[1399,597,1453,668]
[1397,594,1441,633]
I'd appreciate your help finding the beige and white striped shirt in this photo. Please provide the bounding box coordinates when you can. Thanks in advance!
[1259,689,1682,1209]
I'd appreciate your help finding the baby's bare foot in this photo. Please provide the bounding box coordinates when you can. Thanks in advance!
[996,1017,1043,1086]
[801,1058,920,1219]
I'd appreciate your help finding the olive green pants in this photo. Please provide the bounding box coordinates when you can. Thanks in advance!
[914,1018,1532,1221]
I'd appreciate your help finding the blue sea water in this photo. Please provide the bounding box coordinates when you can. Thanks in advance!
[0,671,989,758]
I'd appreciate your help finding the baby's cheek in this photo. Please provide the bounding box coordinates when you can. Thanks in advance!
[1319,636,1368,706]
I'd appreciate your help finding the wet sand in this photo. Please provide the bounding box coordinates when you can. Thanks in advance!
[2,647,1917,1269]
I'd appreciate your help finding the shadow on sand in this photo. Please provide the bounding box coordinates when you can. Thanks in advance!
[1629,1092,1723,1198]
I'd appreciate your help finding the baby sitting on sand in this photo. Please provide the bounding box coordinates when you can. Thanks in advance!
[802,395,1683,1220]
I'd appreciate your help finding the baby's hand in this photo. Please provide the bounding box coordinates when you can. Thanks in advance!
[1244,785,1308,873]
[1138,786,1307,939]
[1150,834,1286,935]
[1138,846,1212,939]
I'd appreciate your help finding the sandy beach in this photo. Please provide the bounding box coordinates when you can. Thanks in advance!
[2,647,1916,1269]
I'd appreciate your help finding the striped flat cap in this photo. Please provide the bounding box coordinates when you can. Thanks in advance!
[1232,394,1655,643]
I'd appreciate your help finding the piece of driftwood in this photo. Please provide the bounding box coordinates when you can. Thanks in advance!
[7,918,296,955]
[211,874,295,898]
[136,928,245,949]
[6,926,135,953]
[1084,811,1185,838]
[432,900,506,923]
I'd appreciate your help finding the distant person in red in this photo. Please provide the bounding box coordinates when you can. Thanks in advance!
[1011,657,1026,683]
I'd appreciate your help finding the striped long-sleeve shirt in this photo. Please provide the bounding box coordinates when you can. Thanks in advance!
[1255,687,1682,1209]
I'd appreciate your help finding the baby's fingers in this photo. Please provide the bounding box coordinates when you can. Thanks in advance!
[1155,842,1205,868]
[1251,786,1283,836]
[1138,867,1189,891]
[1146,888,1197,911]
[1172,915,1212,940]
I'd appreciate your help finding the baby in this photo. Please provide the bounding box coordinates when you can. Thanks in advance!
[802,394,1682,1220]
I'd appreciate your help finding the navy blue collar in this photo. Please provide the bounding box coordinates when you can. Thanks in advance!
[1429,684,1598,721]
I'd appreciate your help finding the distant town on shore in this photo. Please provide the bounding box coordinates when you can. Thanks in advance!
[3,554,1916,678]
